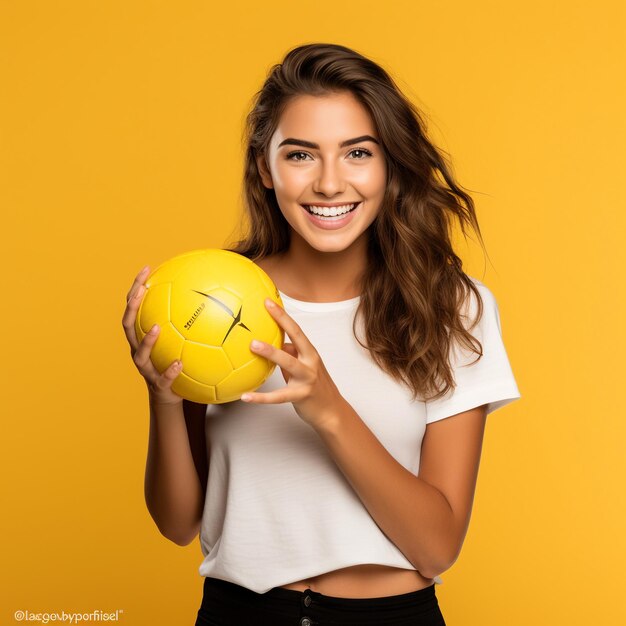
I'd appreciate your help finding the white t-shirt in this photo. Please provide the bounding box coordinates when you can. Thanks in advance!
[198,278,520,593]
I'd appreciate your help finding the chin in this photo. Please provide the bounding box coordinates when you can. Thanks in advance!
[305,237,358,254]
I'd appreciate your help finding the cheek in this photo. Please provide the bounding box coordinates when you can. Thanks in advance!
[353,164,386,196]
[272,163,309,195]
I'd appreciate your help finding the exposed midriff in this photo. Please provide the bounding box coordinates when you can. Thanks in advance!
[278,563,435,598]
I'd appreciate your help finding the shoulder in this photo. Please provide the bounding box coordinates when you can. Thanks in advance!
[425,275,521,422]
[465,276,496,307]
[459,277,499,328]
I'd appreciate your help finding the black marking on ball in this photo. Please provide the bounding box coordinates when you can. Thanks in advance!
[184,301,206,330]
[192,290,252,345]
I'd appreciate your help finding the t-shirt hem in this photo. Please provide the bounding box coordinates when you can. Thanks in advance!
[198,558,442,594]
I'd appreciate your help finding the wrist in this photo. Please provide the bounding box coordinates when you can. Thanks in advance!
[147,389,183,408]
[313,396,352,435]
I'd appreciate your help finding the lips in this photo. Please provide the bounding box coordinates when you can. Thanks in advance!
[299,202,362,230]
[301,202,360,216]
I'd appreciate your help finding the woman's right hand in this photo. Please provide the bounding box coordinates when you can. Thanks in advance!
[122,265,184,406]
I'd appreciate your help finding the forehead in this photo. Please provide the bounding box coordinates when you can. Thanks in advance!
[272,92,376,146]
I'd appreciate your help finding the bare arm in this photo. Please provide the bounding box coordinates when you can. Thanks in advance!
[144,398,208,546]
[243,298,488,580]
[314,402,487,580]
[123,265,209,547]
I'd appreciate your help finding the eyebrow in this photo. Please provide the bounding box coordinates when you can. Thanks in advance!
[277,135,380,149]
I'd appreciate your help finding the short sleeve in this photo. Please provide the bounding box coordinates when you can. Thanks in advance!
[425,279,521,424]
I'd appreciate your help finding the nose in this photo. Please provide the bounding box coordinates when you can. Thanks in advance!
[312,160,346,197]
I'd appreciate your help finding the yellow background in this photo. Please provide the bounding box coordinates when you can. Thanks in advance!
[2,1,624,624]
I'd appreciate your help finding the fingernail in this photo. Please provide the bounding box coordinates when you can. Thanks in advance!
[251,339,263,350]
[150,324,159,333]
[265,298,275,308]
[241,393,252,402]
[140,265,149,273]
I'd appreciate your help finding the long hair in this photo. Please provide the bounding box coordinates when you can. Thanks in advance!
[227,42,485,402]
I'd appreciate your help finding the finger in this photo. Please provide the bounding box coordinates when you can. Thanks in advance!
[276,343,297,384]
[132,323,162,377]
[153,359,183,391]
[121,283,147,350]
[249,339,306,378]
[282,342,298,359]
[125,265,151,303]
[241,388,296,404]
[264,299,317,361]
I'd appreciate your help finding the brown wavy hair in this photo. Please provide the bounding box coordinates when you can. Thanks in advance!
[226,42,485,402]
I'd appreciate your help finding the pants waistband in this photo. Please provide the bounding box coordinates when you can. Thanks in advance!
[204,576,437,609]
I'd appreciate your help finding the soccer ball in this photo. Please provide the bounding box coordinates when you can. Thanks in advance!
[134,248,284,404]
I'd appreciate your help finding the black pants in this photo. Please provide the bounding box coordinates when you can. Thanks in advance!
[195,576,446,626]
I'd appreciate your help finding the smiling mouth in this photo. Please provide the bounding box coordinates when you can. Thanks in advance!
[301,202,361,217]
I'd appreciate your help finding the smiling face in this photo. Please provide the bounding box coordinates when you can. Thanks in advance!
[256,91,387,254]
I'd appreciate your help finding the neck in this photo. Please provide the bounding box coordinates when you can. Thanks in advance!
[280,232,368,302]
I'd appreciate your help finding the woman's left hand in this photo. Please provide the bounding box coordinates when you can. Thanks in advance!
[241,297,347,430]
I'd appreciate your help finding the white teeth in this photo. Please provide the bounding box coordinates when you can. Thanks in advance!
[303,203,357,216]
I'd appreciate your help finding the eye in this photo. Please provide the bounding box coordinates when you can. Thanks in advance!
[348,148,373,159]
[286,151,312,162]
[285,148,374,162]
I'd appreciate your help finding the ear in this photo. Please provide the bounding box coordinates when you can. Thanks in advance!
[256,154,274,189]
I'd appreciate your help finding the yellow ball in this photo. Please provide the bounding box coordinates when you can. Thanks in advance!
[134,248,284,404]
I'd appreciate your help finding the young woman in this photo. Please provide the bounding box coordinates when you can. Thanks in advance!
[122,43,520,625]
